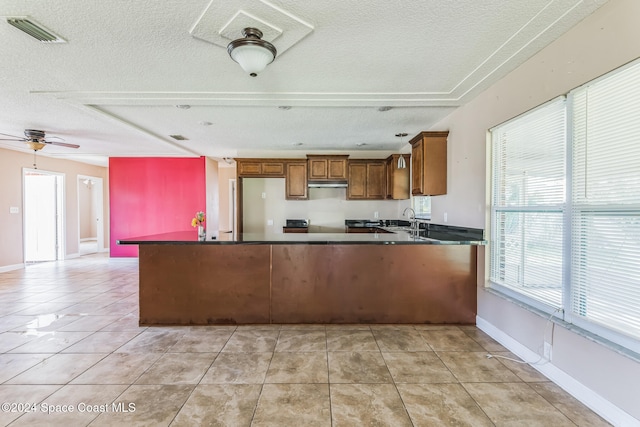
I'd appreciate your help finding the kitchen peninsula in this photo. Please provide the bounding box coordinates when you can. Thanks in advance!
[119,225,484,326]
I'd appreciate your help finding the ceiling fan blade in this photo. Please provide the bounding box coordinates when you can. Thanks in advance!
[0,137,27,141]
[0,132,26,140]
[47,141,80,149]
[44,136,66,142]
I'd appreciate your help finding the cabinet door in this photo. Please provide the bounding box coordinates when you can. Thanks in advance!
[423,136,447,195]
[366,162,386,199]
[308,158,328,180]
[261,162,285,176]
[387,155,410,200]
[286,162,308,200]
[347,163,367,199]
[327,159,347,179]
[238,161,262,176]
[411,140,424,195]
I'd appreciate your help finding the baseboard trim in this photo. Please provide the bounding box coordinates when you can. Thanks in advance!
[0,263,24,273]
[476,316,639,427]
[66,253,81,259]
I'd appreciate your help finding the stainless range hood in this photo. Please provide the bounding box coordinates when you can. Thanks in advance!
[307,181,348,188]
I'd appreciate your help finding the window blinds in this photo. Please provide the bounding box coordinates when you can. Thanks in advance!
[490,98,566,309]
[569,61,640,343]
[490,59,640,352]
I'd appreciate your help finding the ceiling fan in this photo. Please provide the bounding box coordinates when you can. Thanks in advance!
[0,129,80,151]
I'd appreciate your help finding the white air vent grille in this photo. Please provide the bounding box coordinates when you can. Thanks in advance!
[7,17,66,43]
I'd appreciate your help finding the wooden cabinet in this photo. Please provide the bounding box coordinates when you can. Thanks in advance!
[285,161,308,200]
[347,160,386,200]
[409,131,448,196]
[236,159,285,177]
[367,161,386,199]
[385,154,410,200]
[307,155,348,180]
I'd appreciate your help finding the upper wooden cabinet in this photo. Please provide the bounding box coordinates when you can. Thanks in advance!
[307,155,349,180]
[409,131,448,196]
[236,159,286,177]
[347,160,386,200]
[385,154,410,200]
[285,161,308,200]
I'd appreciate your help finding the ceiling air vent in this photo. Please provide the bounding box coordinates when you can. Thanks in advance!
[6,17,66,43]
[169,135,188,141]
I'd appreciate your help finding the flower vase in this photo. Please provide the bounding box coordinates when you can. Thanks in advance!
[197,225,206,241]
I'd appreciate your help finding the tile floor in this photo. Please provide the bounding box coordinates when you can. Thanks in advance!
[0,254,610,426]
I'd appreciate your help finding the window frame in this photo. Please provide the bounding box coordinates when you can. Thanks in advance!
[488,58,640,355]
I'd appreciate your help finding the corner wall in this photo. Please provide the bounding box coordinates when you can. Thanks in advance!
[432,0,640,423]
[109,157,206,257]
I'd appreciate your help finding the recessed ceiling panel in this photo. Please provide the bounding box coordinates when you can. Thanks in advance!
[218,10,282,43]
[190,0,313,56]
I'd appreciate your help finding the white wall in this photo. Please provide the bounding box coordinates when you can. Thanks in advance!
[242,178,410,233]
[0,148,108,268]
[432,0,640,423]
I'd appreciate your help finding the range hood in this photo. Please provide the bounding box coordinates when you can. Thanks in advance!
[308,181,348,188]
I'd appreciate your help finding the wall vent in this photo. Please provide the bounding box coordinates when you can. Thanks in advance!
[6,17,66,43]
[169,135,189,141]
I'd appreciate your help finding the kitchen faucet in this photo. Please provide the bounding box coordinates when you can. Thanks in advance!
[402,207,418,231]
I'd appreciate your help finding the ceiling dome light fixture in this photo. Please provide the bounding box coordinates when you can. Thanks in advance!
[227,28,277,77]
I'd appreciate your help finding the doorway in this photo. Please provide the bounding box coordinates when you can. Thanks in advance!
[77,175,104,255]
[23,168,65,263]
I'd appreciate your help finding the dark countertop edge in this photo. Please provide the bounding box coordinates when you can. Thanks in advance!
[117,233,486,246]
[118,239,486,246]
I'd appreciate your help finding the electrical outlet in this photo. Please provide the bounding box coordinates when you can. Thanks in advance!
[9,206,19,214]
[261,192,266,199]
[374,211,379,218]
[543,342,552,360]
[443,212,448,223]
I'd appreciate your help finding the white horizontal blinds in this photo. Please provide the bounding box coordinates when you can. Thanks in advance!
[570,61,640,340]
[492,99,566,208]
[490,98,566,308]
[492,211,564,306]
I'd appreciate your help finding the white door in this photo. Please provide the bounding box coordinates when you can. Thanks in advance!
[24,172,59,262]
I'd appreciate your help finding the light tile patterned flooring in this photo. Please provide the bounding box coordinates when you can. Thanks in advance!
[0,254,610,426]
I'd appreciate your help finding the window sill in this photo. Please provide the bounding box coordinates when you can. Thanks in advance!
[484,285,640,363]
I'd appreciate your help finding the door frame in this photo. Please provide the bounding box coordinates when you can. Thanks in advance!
[229,178,236,238]
[77,174,105,253]
[22,168,66,263]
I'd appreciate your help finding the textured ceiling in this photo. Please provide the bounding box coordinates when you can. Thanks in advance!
[0,0,607,166]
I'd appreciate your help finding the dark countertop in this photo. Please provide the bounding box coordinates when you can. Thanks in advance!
[118,226,486,246]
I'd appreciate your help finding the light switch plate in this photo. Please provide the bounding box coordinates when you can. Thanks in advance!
[10,206,19,214]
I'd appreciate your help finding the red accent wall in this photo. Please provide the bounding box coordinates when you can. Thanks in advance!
[109,157,206,257]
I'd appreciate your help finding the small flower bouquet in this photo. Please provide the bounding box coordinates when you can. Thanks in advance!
[191,211,206,228]
[191,211,206,240]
